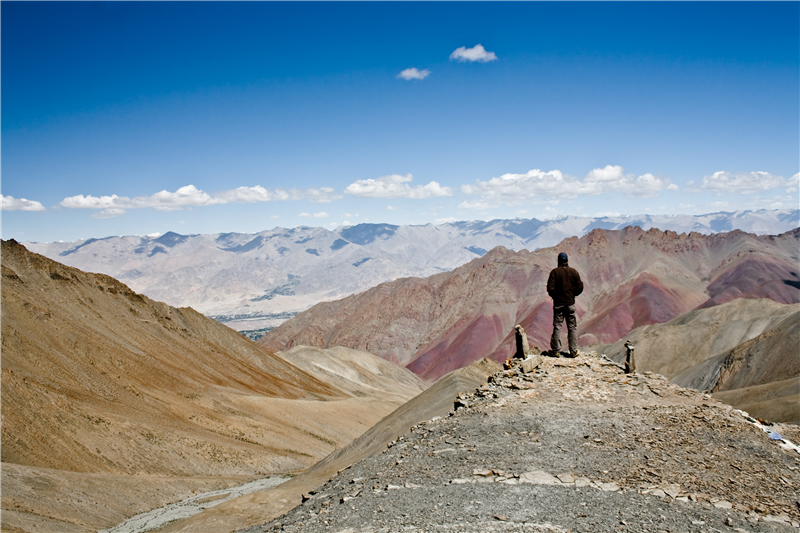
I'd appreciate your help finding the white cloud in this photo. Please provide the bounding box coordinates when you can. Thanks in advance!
[299,211,329,218]
[345,174,453,199]
[450,44,497,63]
[585,165,625,183]
[689,171,788,194]
[60,184,341,216]
[215,185,275,203]
[786,173,799,194]
[304,187,341,203]
[1,195,46,211]
[61,193,126,209]
[91,208,126,219]
[62,185,221,211]
[386,205,398,211]
[397,68,430,80]
[149,185,217,211]
[459,165,674,208]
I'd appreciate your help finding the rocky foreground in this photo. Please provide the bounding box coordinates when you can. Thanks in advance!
[242,353,800,533]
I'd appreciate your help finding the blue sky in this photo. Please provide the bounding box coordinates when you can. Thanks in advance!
[2,1,798,243]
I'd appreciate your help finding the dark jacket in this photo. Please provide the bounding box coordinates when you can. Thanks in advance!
[547,263,584,306]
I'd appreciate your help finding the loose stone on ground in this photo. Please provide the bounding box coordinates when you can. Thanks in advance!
[240,352,800,533]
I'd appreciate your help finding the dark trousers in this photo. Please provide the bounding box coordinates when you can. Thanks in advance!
[551,304,577,354]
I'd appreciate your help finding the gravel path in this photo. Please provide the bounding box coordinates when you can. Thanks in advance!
[241,353,799,533]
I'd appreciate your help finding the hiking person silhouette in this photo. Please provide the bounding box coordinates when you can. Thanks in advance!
[547,252,583,357]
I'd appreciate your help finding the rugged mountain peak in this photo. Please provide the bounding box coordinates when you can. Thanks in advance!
[261,227,799,380]
[24,210,799,332]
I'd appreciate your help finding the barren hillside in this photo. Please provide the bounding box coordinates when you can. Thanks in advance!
[598,298,800,423]
[0,240,426,533]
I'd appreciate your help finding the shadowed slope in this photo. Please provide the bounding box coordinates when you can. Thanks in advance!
[261,228,799,380]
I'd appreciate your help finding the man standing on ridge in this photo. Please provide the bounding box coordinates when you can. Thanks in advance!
[547,252,584,357]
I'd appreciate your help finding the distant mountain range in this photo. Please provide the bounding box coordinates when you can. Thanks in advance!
[25,209,799,331]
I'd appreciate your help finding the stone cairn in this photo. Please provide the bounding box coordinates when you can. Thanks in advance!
[510,325,543,374]
[624,340,636,374]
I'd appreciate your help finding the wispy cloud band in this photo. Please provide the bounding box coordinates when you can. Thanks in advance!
[459,165,676,209]
[61,184,342,218]
[686,171,796,194]
[345,174,453,199]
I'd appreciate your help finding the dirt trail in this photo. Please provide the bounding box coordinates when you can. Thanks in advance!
[100,476,289,533]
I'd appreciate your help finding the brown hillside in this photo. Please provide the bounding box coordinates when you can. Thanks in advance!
[260,227,799,380]
[599,298,800,423]
[0,240,426,533]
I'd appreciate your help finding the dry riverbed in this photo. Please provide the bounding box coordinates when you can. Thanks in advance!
[101,476,289,533]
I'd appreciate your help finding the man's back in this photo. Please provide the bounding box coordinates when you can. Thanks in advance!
[547,264,583,307]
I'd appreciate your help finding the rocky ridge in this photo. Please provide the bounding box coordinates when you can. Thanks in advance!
[242,353,800,533]
[597,298,800,423]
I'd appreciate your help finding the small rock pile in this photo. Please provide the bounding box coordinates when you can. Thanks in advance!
[242,352,800,533]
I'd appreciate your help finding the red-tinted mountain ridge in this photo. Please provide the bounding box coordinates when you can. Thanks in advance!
[260,227,799,380]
